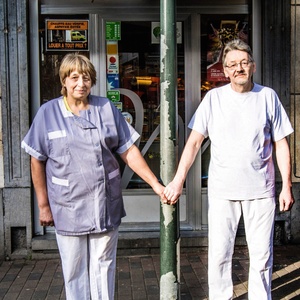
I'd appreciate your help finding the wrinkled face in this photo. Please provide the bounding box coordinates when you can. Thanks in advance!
[223,50,256,90]
[64,70,92,101]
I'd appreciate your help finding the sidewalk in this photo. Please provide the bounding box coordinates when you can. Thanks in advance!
[0,245,299,299]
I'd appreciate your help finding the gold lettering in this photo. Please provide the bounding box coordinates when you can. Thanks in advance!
[65,43,75,48]
[48,43,61,48]
[75,43,84,48]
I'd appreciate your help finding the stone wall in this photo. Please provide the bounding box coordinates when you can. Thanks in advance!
[0,0,32,260]
[290,0,300,243]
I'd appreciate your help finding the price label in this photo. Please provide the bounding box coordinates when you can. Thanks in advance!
[106,22,121,40]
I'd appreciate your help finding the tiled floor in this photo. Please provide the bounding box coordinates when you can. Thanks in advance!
[0,245,299,299]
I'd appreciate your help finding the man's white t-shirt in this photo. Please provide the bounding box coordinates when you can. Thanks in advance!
[188,83,294,200]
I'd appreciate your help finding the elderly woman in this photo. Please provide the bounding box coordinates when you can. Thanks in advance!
[22,53,165,300]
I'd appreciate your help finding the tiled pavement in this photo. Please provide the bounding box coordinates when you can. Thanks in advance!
[0,245,299,299]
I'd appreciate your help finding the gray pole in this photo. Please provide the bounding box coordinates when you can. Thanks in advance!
[160,0,180,299]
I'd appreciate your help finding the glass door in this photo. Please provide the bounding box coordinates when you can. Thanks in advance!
[107,21,187,229]
[111,21,185,190]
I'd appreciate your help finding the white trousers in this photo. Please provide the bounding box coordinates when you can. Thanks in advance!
[208,197,276,300]
[56,229,119,300]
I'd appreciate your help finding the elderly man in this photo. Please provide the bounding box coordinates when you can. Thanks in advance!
[163,39,294,299]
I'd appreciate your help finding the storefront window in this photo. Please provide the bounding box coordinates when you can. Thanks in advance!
[200,14,249,187]
[39,15,251,190]
[39,15,89,103]
[39,18,184,190]
[115,21,185,189]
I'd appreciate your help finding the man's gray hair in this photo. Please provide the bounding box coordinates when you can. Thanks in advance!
[222,39,254,66]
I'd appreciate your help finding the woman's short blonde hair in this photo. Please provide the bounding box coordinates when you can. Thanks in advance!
[59,53,97,96]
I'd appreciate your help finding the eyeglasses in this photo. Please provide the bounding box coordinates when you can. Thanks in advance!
[225,60,253,70]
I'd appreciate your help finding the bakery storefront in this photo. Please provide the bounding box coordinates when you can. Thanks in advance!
[28,0,260,240]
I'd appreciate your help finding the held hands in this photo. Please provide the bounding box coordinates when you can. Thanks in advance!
[160,180,296,209]
[152,179,182,205]
[152,181,168,203]
[162,180,183,205]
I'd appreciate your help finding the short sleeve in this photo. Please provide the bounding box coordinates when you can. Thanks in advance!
[271,93,294,142]
[110,103,140,154]
[21,106,49,161]
[188,93,212,138]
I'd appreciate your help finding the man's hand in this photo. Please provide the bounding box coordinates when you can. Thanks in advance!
[279,187,294,212]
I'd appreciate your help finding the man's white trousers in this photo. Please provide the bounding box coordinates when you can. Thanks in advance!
[208,197,276,300]
[56,229,119,300]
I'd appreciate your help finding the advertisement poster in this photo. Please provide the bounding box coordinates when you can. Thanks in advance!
[207,20,248,82]
[46,19,89,51]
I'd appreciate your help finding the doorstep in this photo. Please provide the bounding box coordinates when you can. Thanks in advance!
[31,230,247,259]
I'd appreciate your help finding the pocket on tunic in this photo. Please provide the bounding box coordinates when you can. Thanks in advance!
[107,168,122,201]
[49,175,71,203]
[54,198,95,233]
[48,130,70,157]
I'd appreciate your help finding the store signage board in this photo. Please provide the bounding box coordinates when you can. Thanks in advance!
[46,19,89,51]
[106,22,121,40]
[107,90,120,102]
[107,74,120,89]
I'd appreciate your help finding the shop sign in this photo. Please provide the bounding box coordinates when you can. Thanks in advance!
[122,112,133,124]
[107,90,120,102]
[107,55,119,74]
[107,40,118,54]
[106,22,121,40]
[46,19,89,51]
[107,74,119,89]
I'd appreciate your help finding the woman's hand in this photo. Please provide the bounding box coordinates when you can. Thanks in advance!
[39,205,55,227]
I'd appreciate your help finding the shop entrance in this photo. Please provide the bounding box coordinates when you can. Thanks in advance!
[109,21,187,230]
[32,10,250,235]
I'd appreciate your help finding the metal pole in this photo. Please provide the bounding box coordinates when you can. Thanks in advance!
[160,0,180,299]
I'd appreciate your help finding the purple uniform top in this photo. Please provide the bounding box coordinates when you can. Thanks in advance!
[22,95,139,235]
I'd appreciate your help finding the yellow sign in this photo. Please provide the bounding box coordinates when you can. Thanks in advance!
[47,20,88,30]
[46,19,89,51]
